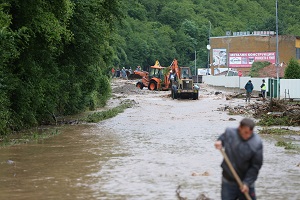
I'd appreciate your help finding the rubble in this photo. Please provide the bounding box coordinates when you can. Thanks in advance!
[191,171,210,176]
[219,100,300,125]
[176,186,212,200]
[225,93,245,100]
[112,82,146,95]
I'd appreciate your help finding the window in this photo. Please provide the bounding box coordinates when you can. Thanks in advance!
[297,48,300,59]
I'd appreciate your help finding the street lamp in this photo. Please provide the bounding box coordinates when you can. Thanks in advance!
[224,38,232,71]
[207,44,211,75]
[207,21,212,69]
[194,50,197,77]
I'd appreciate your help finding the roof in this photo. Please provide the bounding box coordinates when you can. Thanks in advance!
[256,63,286,78]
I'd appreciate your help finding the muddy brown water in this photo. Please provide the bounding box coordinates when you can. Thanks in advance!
[0,87,299,200]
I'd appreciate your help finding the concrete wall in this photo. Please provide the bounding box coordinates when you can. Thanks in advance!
[203,76,268,92]
[203,76,300,99]
[280,79,300,99]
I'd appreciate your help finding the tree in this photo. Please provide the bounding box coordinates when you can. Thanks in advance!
[0,0,122,135]
[285,58,300,79]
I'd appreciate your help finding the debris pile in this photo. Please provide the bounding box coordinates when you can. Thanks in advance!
[176,186,211,200]
[191,171,210,176]
[225,93,246,100]
[112,82,145,95]
[219,100,300,125]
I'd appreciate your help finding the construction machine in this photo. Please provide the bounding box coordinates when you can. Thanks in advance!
[170,59,199,100]
[135,61,171,91]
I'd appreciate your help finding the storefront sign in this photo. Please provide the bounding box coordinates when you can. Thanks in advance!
[229,52,276,67]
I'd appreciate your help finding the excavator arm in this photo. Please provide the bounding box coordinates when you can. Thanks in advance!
[170,59,181,80]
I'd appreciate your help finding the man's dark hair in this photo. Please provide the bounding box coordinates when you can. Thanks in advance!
[240,118,255,130]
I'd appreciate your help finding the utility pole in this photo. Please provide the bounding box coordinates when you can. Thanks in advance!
[227,39,231,71]
[207,21,212,70]
[195,50,197,76]
[276,0,280,99]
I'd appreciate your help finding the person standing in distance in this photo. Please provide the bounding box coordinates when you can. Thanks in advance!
[260,80,267,101]
[245,80,254,103]
[215,118,263,200]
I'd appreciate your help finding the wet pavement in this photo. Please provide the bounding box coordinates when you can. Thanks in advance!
[0,83,299,200]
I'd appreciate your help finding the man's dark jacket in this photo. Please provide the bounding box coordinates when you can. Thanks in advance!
[218,128,263,187]
[245,82,254,92]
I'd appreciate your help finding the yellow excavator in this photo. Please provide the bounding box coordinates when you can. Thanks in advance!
[135,59,199,100]
[135,61,171,91]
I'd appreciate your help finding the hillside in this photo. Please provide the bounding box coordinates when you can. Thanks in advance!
[115,0,300,71]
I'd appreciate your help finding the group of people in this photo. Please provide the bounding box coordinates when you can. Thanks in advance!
[111,66,141,79]
[244,79,267,102]
[111,67,134,79]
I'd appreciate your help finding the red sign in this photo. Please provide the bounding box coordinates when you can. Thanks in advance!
[238,71,243,77]
[229,52,276,68]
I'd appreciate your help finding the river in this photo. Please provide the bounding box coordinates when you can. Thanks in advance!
[0,83,299,200]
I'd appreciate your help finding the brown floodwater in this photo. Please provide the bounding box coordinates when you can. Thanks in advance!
[0,90,299,200]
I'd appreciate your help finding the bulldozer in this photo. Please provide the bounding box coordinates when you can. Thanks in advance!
[170,59,199,100]
[135,61,171,91]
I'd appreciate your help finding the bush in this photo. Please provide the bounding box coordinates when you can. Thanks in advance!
[86,102,133,123]
[285,58,300,79]
[258,115,292,126]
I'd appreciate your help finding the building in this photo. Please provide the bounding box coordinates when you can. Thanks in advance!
[209,32,300,75]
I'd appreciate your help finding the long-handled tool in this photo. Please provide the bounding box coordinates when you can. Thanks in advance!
[220,148,252,200]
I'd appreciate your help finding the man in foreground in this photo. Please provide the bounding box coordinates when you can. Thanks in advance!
[215,118,263,200]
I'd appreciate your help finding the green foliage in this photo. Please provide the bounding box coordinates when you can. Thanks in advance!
[275,141,296,150]
[249,61,271,77]
[0,129,61,146]
[86,101,134,123]
[258,115,292,126]
[111,0,300,73]
[259,128,300,135]
[285,58,300,79]
[0,0,122,135]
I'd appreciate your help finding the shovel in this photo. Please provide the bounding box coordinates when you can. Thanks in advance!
[220,148,252,200]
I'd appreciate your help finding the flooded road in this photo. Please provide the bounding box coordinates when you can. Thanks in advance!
[0,83,299,200]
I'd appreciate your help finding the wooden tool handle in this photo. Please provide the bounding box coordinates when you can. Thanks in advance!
[220,148,252,200]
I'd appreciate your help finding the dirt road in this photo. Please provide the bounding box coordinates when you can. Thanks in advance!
[0,79,299,200]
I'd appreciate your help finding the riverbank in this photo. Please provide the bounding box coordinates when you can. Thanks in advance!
[0,79,140,147]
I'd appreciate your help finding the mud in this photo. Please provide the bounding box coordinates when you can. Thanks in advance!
[0,80,299,200]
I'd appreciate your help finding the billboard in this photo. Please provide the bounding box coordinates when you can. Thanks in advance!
[213,49,227,66]
[229,52,276,68]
